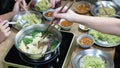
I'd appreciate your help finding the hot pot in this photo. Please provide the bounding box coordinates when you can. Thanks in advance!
[14,24,62,63]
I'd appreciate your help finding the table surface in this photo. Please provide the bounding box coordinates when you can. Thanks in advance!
[0,1,115,68]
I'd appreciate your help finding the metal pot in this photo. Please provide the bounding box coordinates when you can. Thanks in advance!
[14,24,62,61]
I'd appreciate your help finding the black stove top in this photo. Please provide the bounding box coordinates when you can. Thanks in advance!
[4,31,74,68]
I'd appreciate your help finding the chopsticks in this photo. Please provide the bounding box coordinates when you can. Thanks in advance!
[19,1,38,24]
[98,0,108,15]
[41,1,74,39]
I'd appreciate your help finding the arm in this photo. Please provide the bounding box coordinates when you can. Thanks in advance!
[0,0,27,20]
[54,7,120,36]
[0,11,16,21]
[73,15,120,36]
[0,20,11,43]
[49,0,60,8]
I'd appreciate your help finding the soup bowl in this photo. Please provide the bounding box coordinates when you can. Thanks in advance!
[14,24,62,62]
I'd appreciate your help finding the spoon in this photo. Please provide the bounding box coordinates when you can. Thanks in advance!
[8,20,28,26]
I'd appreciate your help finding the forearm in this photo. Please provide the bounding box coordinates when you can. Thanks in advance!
[73,14,120,35]
[0,11,16,21]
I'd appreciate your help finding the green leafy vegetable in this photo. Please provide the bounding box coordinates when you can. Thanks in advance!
[89,29,120,45]
[50,40,59,50]
[80,55,104,68]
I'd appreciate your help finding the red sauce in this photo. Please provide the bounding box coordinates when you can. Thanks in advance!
[45,12,54,17]
[61,20,73,27]
[79,37,93,46]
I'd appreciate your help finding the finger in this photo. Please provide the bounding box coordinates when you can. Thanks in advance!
[4,30,11,37]
[50,0,55,8]
[2,21,9,29]
[22,0,27,7]
[0,19,2,22]
[0,20,8,27]
[5,27,10,32]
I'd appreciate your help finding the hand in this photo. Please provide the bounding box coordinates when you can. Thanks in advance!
[49,0,60,8]
[12,0,27,14]
[0,19,11,43]
[54,6,77,22]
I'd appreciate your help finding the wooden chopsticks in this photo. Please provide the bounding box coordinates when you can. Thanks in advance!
[41,1,74,39]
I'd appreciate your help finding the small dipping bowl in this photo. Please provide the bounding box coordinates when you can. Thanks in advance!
[77,34,95,48]
[43,9,55,21]
[79,24,90,31]
[73,1,91,14]
[59,19,73,31]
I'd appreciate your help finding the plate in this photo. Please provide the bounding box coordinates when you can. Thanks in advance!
[11,10,42,30]
[90,1,120,17]
[89,29,120,47]
[72,49,114,68]
[113,0,120,7]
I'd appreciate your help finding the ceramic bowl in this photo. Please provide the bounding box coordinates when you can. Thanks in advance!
[77,34,94,48]
[73,1,91,14]
[43,9,55,21]
[59,19,73,31]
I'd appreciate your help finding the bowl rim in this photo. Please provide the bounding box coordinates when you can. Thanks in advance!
[73,1,92,14]
[77,34,95,48]
[79,24,90,31]
[42,9,55,20]
[72,49,114,68]
[90,1,119,16]
[14,24,62,55]
[59,19,73,30]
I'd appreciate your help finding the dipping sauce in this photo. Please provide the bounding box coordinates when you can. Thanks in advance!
[60,20,73,27]
[74,1,91,14]
[45,12,54,17]
[79,37,93,46]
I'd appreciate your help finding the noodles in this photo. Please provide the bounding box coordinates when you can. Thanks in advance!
[80,55,104,68]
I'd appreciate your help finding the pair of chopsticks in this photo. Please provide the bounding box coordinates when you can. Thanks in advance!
[41,1,74,39]
[18,0,38,24]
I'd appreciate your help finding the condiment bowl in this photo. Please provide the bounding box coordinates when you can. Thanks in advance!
[77,34,95,48]
[59,19,73,31]
[43,9,55,21]
[79,24,90,31]
[73,1,91,14]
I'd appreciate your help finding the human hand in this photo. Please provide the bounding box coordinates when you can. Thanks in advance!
[13,0,27,14]
[49,0,60,8]
[0,19,11,43]
[54,6,77,22]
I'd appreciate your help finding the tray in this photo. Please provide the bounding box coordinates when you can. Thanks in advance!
[3,31,75,68]
[62,36,115,68]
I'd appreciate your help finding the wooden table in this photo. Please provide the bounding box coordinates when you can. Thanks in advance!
[0,1,115,68]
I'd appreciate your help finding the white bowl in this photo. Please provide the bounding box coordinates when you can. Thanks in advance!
[43,9,55,21]
[59,19,73,31]
[77,34,94,48]
[79,24,90,31]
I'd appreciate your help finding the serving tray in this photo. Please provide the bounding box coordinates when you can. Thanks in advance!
[3,31,75,68]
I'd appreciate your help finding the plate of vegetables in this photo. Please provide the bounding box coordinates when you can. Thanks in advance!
[89,29,120,47]
[11,10,42,30]
[30,0,51,12]
[90,1,120,17]
[72,49,114,68]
